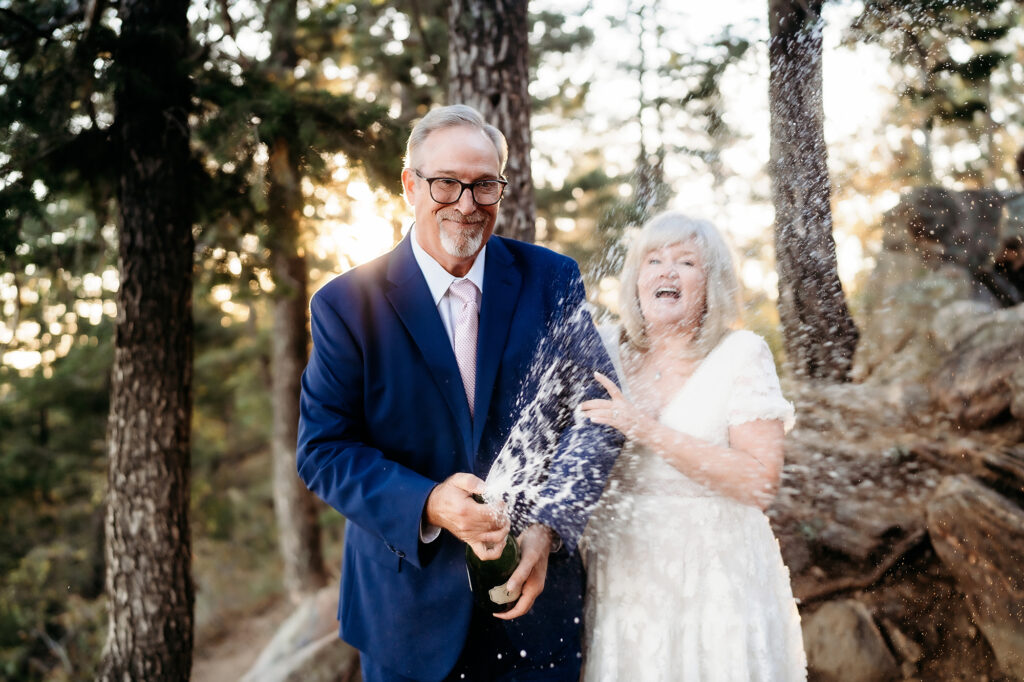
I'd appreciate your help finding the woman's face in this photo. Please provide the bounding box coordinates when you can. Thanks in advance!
[636,240,707,334]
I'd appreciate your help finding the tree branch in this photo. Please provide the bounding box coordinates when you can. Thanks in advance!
[795,529,929,605]
[0,6,86,50]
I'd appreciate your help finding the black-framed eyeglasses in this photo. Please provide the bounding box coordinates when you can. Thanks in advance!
[414,169,508,206]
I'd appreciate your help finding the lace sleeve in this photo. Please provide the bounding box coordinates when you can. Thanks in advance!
[725,331,795,432]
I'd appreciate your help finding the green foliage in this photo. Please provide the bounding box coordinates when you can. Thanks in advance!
[0,546,106,680]
[846,0,1023,183]
[0,1,119,258]
[0,319,109,679]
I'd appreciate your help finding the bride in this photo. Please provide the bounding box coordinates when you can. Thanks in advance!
[580,211,806,681]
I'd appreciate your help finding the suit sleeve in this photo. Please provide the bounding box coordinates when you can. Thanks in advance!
[528,261,625,553]
[296,291,437,569]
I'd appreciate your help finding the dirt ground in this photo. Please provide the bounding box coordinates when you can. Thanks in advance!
[192,596,293,682]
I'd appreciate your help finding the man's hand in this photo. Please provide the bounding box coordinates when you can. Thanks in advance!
[424,473,509,561]
[493,524,555,620]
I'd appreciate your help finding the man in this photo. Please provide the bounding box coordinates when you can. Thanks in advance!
[297,104,622,682]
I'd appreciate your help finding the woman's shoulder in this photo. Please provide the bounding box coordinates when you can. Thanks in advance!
[715,328,770,357]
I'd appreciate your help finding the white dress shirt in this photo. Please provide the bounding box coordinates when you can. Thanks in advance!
[408,226,562,553]
[410,224,486,543]
[409,225,486,347]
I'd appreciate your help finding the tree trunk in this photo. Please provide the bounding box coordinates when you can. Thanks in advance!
[99,0,194,678]
[448,0,535,243]
[768,0,858,381]
[263,0,328,602]
[268,136,329,601]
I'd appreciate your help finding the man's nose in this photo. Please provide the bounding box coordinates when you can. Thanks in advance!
[456,185,478,213]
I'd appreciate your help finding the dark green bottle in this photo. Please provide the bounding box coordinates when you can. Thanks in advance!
[465,494,521,613]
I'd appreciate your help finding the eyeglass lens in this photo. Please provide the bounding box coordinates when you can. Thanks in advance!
[429,178,504,205]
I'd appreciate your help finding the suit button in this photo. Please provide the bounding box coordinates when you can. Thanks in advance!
[397,550,406,558]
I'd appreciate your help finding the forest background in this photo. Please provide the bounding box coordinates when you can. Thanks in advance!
[1,0,1022,679]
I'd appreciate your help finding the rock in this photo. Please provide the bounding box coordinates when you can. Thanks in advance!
[879,617,922,663]
[852,186,1018,384]
[802,599,900,682]
[852,258,979,384]
[879,617,923,679]
[999,194,1024,253]
[994,194,1024,303]
[891,187,1006,271]
[927,475,1024,680]
[775,378,1019,680]
[931,300,997,352]
[259,634,360,682]
[242,586,359,682]
[929,303,1024,428]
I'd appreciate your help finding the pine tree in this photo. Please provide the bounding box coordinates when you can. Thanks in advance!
[99,0,195,677]
[768,0,859,381]
[449,0,535,242]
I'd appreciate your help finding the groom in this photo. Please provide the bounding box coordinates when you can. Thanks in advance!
[297,104,622,681]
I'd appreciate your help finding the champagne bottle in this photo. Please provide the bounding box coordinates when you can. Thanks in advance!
[465,494,521,613]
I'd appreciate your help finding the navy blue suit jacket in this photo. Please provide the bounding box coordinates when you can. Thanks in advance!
[297,233,622,681]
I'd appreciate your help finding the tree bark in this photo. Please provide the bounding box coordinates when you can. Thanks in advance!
[448,0,535,243]
[267,137,329,601]
[265,0,328,602]
[99,0,194,678]
[768,0,858,381]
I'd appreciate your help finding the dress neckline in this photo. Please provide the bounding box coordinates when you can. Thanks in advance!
[620,330,739,420]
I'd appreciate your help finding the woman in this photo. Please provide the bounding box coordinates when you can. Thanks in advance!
[580,211,806,681]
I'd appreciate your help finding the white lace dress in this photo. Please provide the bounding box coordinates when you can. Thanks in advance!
[582,329,806,682]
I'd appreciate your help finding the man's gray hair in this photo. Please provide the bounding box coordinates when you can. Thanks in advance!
[405,104,508,174]
[618,210,742,356]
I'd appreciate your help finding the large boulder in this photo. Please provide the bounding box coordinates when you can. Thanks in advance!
[929,303,1024,428]
[241,586,360,682]
[801,599,899,682]
[852,186,1019,384]
[995,194,1024,298]
[927,475,1024,680]
[774,379,1015,680]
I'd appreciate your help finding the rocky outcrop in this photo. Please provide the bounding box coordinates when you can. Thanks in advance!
[773,379,1022,681]
[929,303,1024,428]
[241,586,360,682]
[802,600,899,682]
[927,475,1024,679]
[852,186,1021,384]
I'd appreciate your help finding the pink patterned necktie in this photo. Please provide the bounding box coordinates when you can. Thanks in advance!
[448,279,479,417]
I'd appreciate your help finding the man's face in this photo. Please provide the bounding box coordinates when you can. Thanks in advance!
[402,125,502,276]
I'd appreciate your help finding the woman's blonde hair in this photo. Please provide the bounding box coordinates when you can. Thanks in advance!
[619,211,741,356]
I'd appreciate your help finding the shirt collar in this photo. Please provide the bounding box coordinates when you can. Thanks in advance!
[409,223,487,306]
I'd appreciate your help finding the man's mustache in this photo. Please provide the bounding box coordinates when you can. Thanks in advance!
[438,210,486,225]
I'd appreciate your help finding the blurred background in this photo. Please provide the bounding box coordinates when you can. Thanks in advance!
[2,0,1023,679]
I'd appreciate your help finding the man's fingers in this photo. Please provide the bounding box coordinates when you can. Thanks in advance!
[447,472,486,495]
[467,540,505,561]
[477,526,510,547]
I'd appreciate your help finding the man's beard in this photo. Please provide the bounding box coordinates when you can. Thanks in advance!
[438,210,487,258]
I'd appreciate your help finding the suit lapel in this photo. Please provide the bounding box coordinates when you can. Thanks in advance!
[473,237,522,455]
[385,235,473,457]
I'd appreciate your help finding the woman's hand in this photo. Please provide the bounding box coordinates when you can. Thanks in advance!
[580,371,646,439]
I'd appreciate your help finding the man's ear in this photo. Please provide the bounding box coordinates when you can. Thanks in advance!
[400,168,417,206]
